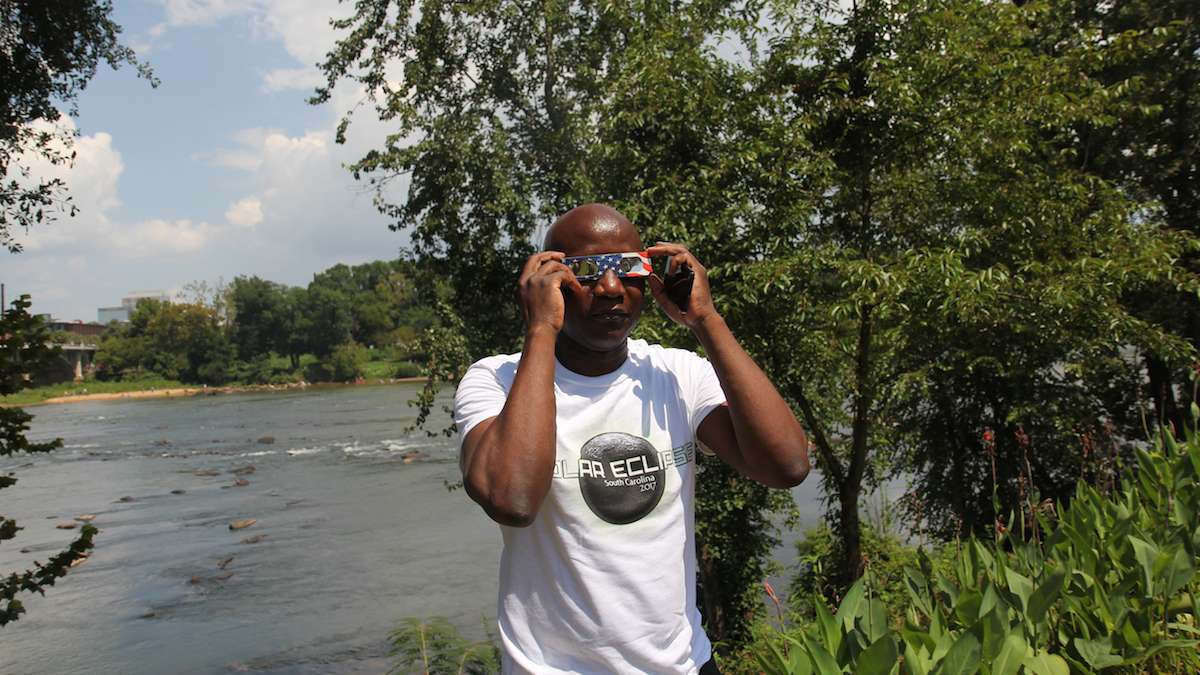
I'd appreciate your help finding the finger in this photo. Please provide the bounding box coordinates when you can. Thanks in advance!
[646,242,686,257]
[521,251,566,280]
[541,266,583,294]
[647,273,683,321]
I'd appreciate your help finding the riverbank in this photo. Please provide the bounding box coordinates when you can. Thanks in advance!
[2,377,429,407]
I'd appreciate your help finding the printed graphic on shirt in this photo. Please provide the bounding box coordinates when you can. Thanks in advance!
[550,433,697,525]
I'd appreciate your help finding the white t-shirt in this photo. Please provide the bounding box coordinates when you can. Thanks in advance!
[454,338,728,674]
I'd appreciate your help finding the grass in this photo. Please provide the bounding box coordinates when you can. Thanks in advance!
[2,378,187,406]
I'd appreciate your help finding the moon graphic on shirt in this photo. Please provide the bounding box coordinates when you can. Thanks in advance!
[578,432,665,524]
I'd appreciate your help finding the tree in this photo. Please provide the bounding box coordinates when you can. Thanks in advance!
[300,283,354,359]
[228,275,289,360]
[1039,0,1200,434]
[0,296,95,625]
[735,0,1196,571]
[94,299,233,385]
[316,0,1198,646]
[316,0,791,648]
[1,0,154,251]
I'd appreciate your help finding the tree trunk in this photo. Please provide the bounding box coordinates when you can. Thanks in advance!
[1146,353,1182,435]
[838,481,864,582]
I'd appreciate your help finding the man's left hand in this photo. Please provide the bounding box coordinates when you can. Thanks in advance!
[646,242,719,330]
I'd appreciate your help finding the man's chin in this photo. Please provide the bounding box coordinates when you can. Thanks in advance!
[561,324,636,355]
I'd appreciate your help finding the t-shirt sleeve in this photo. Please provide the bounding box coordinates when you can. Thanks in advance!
[453,359,510,449]
[686,351,727,438]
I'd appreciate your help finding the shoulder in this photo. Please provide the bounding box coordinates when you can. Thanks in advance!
[629,339,711,371]
[467,351,522,374]
[456,351,521,393]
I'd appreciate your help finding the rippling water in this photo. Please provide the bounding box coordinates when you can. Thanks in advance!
[0,384,500,675]
[0,383,829,674]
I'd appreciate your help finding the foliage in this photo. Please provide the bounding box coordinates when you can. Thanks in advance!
[1042,0,1200,432]
[94,299,232,385]
[324,341,369,383]
[0,0,154,251]
[316,0,801,648]
[227,276,290,362]
[787,522,932,626]
[389,617,500,675]
[0,296,95,626]
[750,421,1200,675]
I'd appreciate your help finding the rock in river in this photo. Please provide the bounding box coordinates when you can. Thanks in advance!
[55,522,77,530]
[75,514,97,522]
[239,534,267,545]
[257,436,275,445]
[228,518,257,531]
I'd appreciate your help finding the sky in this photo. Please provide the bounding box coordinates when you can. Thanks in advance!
[6,0,411,322]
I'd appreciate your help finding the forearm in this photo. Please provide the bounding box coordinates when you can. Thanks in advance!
[693,315,810,484]
[464,327,558,525]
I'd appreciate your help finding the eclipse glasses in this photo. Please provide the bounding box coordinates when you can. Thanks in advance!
[562,251,653,281]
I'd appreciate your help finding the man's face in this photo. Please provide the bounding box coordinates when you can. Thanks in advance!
[549,216,645,353]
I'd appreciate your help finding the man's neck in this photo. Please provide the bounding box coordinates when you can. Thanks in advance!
[554,335,628,377]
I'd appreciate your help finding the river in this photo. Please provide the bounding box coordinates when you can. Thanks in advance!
[0,384,826,674]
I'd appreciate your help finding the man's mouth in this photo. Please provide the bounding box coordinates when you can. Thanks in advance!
[592,310,630,321]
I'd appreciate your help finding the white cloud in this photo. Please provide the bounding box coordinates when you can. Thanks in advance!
[157,0,250,28]
[262,66,324,93]
[12,118,220,260]
[110,219,213,257]
[225,196,264,227]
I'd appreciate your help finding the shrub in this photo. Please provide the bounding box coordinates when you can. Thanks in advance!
[306,342,367,383]
[752,418,1200,674]
[389,617,499,675]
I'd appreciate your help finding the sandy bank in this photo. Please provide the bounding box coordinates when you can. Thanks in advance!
[17,377,429,407]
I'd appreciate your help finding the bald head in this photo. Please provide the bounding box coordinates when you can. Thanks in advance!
[544,203,643,255]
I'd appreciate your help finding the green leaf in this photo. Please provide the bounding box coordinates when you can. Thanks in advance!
[803,634,844,675]
[1162,545,1195,598]
[1027,569,1065,625]
[855,634,899,675]
[814,596,841,656]
[1024,651,1070,675]
[991,631,1028,675]
[1073,636,1123,670]
[837,579,867,633]
[1004,568,1033,614]
[903,640,932,675]
[934,632,980,675]
[1128,536,1159,597]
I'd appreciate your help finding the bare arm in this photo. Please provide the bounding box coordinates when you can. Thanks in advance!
[460,252,580,526]
[646,243,810,488]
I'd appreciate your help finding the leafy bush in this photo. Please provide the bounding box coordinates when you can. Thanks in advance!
[389,617,499,675]
[306,342,367,383]
[393,360,422,378]
[752,419,1200,674]
[788,523,937,626]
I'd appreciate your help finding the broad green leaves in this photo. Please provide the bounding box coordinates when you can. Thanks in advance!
[755,424,1200,674]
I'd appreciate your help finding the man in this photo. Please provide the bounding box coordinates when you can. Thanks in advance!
[455,204,810,673]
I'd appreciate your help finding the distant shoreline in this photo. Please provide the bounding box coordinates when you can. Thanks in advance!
[10,377,430,407]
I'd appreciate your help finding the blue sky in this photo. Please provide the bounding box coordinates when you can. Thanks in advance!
[8,0,408,321]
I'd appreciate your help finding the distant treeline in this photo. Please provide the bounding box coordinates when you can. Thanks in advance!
[92,259,446,385]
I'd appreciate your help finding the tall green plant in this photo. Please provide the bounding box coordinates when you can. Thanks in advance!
[753,415,1200,674]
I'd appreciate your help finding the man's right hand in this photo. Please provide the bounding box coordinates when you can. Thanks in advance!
[518,251,582,334]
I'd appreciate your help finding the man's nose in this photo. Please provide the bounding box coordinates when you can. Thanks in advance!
[593,269,624,297]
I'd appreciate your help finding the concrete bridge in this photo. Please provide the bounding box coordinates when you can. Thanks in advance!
[54,343,97,381]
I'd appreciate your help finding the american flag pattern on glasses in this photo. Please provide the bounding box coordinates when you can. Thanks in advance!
[562,251,653,281]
